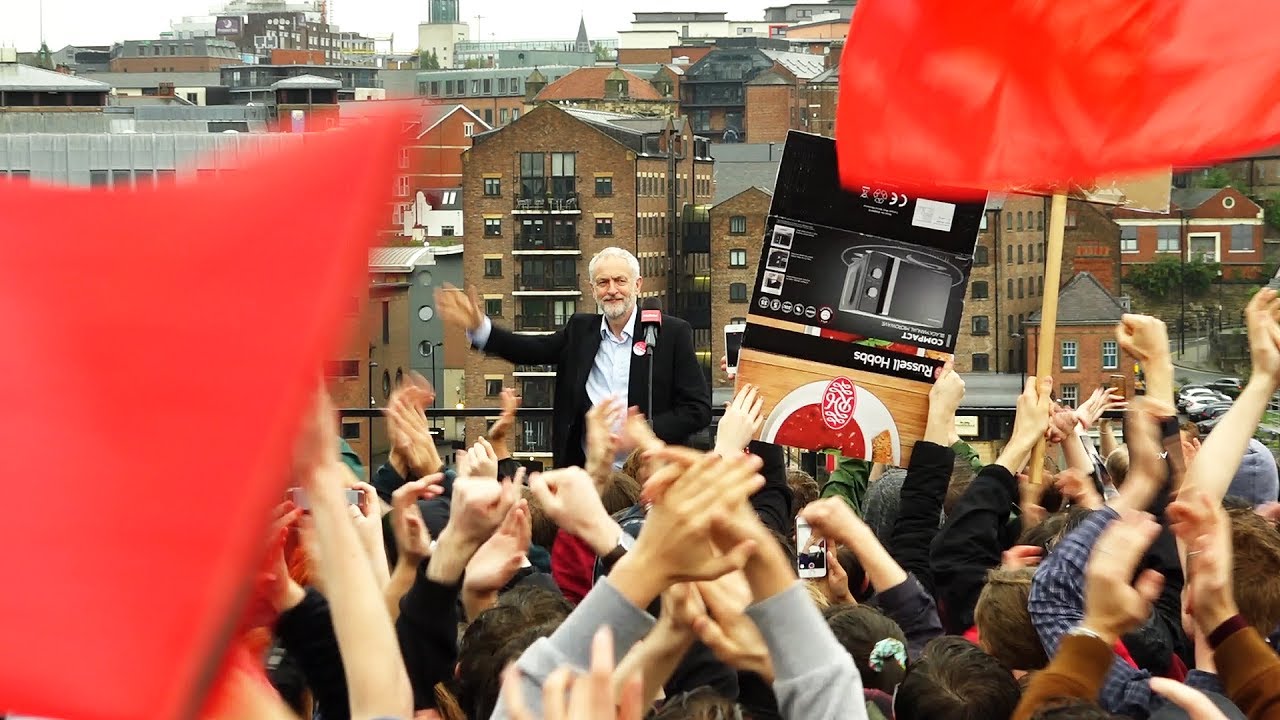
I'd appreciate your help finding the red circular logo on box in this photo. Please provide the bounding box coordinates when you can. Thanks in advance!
[822,376,857,430]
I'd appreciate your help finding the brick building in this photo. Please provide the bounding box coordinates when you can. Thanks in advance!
[456,103,714,459]
[109,37,241,73]
[327,259,413,475]
[709,186,773,388]
[680,38,824,143]
[416,66,579,128]
[801,42,841,137]
[534,66,677,117]
[1025,272,1136,407]
[1113,186,1267,281]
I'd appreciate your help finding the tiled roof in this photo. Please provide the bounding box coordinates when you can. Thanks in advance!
[272,74,342,89]
[369,247,433,272]
[746,70,792,86]
[1170,187,1225,210]
[1026,272,1127,325]
[0,63,110,91]
[810,66,839,84]
[760,49,825,80]
[712,142,785,203]
[536,67,667,102]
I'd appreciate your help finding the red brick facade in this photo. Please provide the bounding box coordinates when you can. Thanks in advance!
[1026,323,1136,406]
[744,80,796,144]
[1114,187,1266,280]
[708,186,772,389]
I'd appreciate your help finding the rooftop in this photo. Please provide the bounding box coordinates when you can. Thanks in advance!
[369,247,433,272]
[536,67,668,102]
[0,63,111,92]
[80,71,224,88]
[272,74,343,89]
[710,142,784,203]
[1026,272,1127,326]
[760,49,826,80]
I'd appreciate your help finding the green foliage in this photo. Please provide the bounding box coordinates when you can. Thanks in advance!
[1128,257,1220,297]
[418,49,441,70]
[1196,168,1234,188]
[1266,193,1280,233]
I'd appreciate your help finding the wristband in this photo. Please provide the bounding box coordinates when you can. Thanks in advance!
[1208,614,1249,649]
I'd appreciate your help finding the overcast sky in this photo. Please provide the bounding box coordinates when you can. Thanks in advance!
[1,1,771,53]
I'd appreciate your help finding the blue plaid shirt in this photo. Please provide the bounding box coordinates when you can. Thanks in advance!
[1029,505,1222,718]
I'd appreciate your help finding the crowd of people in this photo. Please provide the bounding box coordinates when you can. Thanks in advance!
[196,287,1280,720]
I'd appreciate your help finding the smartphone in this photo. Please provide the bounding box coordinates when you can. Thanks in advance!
[796,517,827,579]
[725,323,746,375]
[288,487,362,510]
[1108,374,1126,396]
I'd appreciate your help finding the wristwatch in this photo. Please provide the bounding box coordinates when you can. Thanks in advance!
[600,531,636,572]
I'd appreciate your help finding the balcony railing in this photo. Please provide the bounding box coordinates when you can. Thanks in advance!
[514,233,580,251]
[514,191,580,212]
[514,364,557,374]
[515,272,580,292]
[515,314,572,332]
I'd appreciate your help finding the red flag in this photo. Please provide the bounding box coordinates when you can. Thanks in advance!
[0,109,408,719]
[835,0,1280,192]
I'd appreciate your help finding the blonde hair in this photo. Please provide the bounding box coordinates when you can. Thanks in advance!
[1106,446,1129,488]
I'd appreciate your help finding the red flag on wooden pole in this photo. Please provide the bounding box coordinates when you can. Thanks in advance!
[835,0,1280,192]
[0,108,407,720]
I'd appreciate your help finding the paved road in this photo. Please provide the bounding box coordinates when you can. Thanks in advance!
[1173,364,1226,385]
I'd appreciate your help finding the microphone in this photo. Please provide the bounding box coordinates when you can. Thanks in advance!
[640,297,662,352]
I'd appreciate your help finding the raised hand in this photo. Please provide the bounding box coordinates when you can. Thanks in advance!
[1116,314,1170,366]
[999,376,1053,473]
[928,362,966,421]
[585,397,624,486]
[1076,386,1127,430]
[464,500,532,607]
[502,627,644,720]
[1168,489,1238,633]
[390,476,443,565]
[464,437,500,481]
[1001,545,1044,571]
[692,572,775,682]
[714,383,765,454]
[434,283,484,333]
[1246,288,1280,389]
[1081,511,1165,646]
[349,481,390,583]
[1055,468,1103,510]
[487,388,522,456]
[528,467,619,555]
[385,373,442,478]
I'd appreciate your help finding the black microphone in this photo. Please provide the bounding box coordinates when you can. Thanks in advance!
[640,297,662,352]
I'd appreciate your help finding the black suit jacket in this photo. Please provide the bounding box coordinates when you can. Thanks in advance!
[480,312,711,469]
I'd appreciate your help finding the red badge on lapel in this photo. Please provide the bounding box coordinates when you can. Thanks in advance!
[633,341,647,356]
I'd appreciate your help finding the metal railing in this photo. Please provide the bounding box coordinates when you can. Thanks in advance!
[514,233,580,251]
[514,191,580,212]
[515,272,580,292]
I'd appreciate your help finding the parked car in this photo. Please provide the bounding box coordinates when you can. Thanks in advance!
[1190,401,1233,422]
[1205,377,1245,398]
[1197,414,1225,435]
[1178,386,1227,410]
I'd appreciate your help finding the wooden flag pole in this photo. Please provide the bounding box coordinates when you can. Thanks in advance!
[1027,193,1068,487]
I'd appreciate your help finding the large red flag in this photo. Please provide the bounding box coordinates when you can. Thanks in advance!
[835,0,1280,192]
[0,109,407,719]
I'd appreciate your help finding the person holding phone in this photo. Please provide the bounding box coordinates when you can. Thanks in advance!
[436,247,711,470]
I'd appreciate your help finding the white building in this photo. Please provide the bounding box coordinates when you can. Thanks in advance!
[418,23,470,68]
[618,11,770,49]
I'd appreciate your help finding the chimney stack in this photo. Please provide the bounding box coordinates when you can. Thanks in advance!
[1073,243,1118,294]
[826,40,844,71]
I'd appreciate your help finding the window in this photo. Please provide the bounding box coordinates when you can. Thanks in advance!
[595,176,612,196]
[471,80,480,94]
[324,360,360,378]
[1059,384,1079,408]
[398,148,410,168]
[1065,210,1079,229]
[1120,226,1138,253]
[440,226,456,236]
[483,177,501,196]
[550,152,576,197]
[595,217,613,236]
[340,421,361,440]
[1017,278,1024,298]
[520,152,545,199]
[730,215,747,234]
[553,299,576,326]
[484,218,502,237]
[1018,245,1024,264]
[485,379,503,396]
[729,249,747,268]
[512,109,520,120]
[972,353,990,372]
[396,176,409,196]
[1157,226,1180,253]
[1007,279,1014,297]
[484,258,502,277]
[980,213,989,231]
[484,109,493,125]
[1231,224,1253,252]
[971,315,990,335]
[464,122,475,136]
[973,245,989,265]
[1006,244,1013,264]
[89,170,109,188]
[484,298,502,317]
[482,78,491,94]
[1061,340,1078,370]
[1037,211,1044,230]
[971,281,989,299]
[1017,212,1024,231]
[381,301,390,343]
[1006,213,1013,230]
[1102,339,1119,369]
[729,283,748,302]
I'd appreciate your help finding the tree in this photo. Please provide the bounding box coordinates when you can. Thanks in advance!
[418,49,440,70]
[1266,192,1280,233]
[1127,256,1220,297]
[1195,167,1234,188]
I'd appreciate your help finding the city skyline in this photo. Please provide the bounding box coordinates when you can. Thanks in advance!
[1,1,777,54]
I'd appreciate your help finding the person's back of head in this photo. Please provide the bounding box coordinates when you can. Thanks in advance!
[650,688,742,719]
[894,636,1020,720]
[974,567,1048,671]
[456,612,562,720]
[1105,446,1129,488]
[1228,507,1280,635]
[823,604,908,693]
[522,488,559,550]
[1030,698,1122,718]
[786,468,820,512]
[602,471,641,514]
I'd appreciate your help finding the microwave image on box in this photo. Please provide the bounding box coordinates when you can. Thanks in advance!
[838,250,951,329]
[771,225,794,250]
[761,270,786,296]
[766,249,790,271]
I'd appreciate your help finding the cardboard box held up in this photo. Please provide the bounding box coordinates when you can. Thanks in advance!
[738,132,986,465]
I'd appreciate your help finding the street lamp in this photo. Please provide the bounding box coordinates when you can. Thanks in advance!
[367,360,378,468]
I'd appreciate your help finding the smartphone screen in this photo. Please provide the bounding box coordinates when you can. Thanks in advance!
[288,487,361,510]
[796,517,827,578]
[725,324,745,373]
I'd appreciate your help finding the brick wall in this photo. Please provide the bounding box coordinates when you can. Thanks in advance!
[1062,200,1122,294]
[708,186,772,388]
[745,83,794,144]
[1027,322,1136,404]
[1115,187,1266,268]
